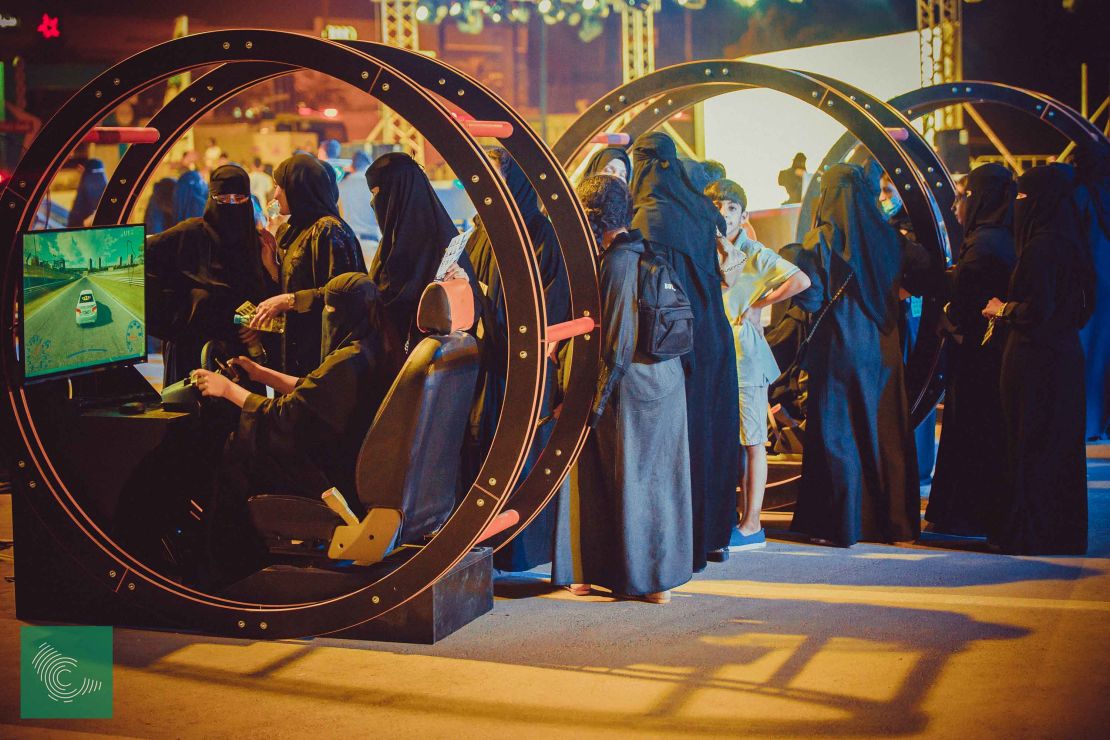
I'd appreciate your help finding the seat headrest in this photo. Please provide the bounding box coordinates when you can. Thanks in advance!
[417,278,475,335]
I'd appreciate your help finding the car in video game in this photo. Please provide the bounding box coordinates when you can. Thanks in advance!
[75,289,97,326]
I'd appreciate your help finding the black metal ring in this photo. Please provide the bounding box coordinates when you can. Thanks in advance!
[1,30,565,639]
[553,61,949,425]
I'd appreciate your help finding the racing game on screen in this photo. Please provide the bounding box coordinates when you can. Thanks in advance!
[22,224,146,380]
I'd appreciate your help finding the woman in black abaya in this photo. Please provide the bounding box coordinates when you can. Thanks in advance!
[465,148,570,572]
[366,152,480,372]
[250,153,366,377]
[145,178,178,235]
[630,131,738,570]
[194,272,391,587]
[790,164,933,547]
[146,164,274,386]
[583,147,632,183]
[927,164,1017,535]
[982,163,1094,555]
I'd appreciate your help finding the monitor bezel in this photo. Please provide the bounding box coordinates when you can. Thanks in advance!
[19,222,148,385]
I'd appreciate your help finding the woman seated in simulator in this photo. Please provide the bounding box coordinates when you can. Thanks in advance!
[191,272,391,587]
[365,152,480,373]
[248,153,366,378]
[551,174,693,605]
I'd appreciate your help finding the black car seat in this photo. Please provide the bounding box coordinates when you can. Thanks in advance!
[247,278,479,565]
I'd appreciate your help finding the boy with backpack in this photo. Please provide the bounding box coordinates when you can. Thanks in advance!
[706,179,811,550]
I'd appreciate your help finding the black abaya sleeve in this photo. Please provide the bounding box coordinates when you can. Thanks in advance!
[236,349,362,485]
[291,219,367,314]
[791,241,827,314]
[949,238,1012,336]
[591,245,639,423]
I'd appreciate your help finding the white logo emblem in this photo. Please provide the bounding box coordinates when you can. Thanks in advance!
[31,642,104,703]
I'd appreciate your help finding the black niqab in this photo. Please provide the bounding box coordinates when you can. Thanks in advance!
[275,153,341,230]
[366,152,458,308]
[584,147,631,182]
[205,165,258,250]
[805,163,904,334]
[962,163,1016,243]
[629,132,724,275]
[321,272,381,358]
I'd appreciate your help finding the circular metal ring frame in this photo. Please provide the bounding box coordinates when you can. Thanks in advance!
[798,81,1110,420]
[554,60,952,425]
[0,30,598,640]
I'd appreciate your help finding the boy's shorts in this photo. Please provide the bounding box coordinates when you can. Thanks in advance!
[739,385,769,447]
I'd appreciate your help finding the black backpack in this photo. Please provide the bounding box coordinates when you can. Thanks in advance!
[636,247,694,360]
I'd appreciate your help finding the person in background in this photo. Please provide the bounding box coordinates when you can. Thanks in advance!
[319,138,345,184]
[192,273,392,588]
[630,131,739,571]
[708,178,810,551]
[204,137,222,171]
[789,163,934,547]
[1074,139,1110,440]
[553,174,692,604]
[337,150,379,265]
[982,163,1094,555]
[249,153,365,377]
[927,164,1017,536]
[365,152,479,372]
[778,152,810,205]
[466,147,569,573]
[67,158,108,227]
[146,164,273,387]
[174,170,209,223]
[583,146,631,183]
[144,177,177,235]
[249,157,274,208]
[703,159,727,184]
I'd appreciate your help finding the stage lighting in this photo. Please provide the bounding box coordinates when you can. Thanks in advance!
[449,2,463,16]
[735,0,758,7]
[582,0,598,9]
[538,0,553,13]
[416,3,432,21]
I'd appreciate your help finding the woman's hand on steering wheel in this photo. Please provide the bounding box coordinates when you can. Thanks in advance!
[227,356,263,383]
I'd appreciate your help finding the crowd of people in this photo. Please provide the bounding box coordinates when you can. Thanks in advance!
[138,129,1109,599]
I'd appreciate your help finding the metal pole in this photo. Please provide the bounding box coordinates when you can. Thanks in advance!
[539,20,548,142]
[1081,63,1088,119]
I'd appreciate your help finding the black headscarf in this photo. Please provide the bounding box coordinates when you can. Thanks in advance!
[275,153,341,230]
[321,272,382,358]
[962,163,1017,243]
[583,147,632,183]
[1015,164,1083,256]
[366,152,458,308]
[204,165,257,249]
[68,158,108,227]
[805,163,904,333]
[1013,163,1097,326]
[629,132,724,275]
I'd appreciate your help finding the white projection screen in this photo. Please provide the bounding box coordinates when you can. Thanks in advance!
[703,31,923,213]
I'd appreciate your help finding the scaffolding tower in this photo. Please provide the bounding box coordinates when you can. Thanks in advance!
[376,0,426,165]
[917,0,964,133]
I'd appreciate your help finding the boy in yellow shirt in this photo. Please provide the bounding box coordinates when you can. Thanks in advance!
[707,179,810,549]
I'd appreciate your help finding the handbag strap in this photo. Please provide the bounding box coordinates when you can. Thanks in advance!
[781,270,854,376]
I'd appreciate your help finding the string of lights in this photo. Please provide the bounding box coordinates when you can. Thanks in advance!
[419,0,806,37]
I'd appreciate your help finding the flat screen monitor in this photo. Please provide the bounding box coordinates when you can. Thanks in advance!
[20,224,147,382]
